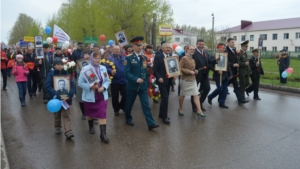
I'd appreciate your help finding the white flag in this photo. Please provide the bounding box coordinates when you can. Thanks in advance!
[53,24,70,42]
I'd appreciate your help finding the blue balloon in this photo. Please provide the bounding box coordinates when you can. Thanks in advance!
[281,71,288,78]
[47,99,62,113]
[177,50,184,56]
[108,40,114,46]
[45,26,52,35]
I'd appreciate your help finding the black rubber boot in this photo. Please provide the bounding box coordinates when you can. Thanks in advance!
[79,102,86,120]
[100,125,109,143]
[88,120,95,134]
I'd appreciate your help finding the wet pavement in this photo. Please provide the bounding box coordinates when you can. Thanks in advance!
[1,77,300,169]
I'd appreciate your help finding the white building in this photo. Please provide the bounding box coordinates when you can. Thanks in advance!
[218,17,300,52]
[171,29,197,47]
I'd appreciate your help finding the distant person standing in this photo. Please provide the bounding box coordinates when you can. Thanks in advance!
[277,49,290,84]
[245,48,264,100]
[1,46,8,91]
[24,47,38,97]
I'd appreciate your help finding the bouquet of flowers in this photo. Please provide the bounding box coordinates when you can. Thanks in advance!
[148,75,161,101]
[100,59,116,83]
[62,59,76,74]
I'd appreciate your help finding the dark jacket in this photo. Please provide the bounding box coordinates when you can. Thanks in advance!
[71,49,83,63]
[46,69,75,105]
[210,54,232,81]
[225,46,238,75]
[107,54,127,84]
[124,53,149,91]
[24,53,37,73]
[153,52,173,86]
[249,56,264,75]
[192,49,216,82]
[277,54,290,70]
[36,52,53,78]
[54,53,64,59]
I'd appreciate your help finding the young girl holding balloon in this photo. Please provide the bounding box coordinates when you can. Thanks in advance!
[11,54,29,107]
[46,57,75,139]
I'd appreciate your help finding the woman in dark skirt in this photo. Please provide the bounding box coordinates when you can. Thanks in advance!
[78,53,111,143]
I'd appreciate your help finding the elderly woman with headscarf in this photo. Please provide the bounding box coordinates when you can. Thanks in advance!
[78,52,111,143]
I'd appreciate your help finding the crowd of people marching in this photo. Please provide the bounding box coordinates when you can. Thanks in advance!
[1,36,274,143]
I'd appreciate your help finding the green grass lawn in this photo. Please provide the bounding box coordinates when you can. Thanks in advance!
[209,58,300,88]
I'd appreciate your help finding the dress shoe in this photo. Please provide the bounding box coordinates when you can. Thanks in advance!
[178,109,184,116]
[196,112,206,119]
[55,129,62,134]
[238,99,249,105]
[201,106,206,112]
[219,104,229,109]
[208,97,212,105]
[162,118,171,124]
[114,111,119,116]
[43,99,48,104]
[126,121,135,126]
[254,97,261,100]
[148,124,160,130]
[192,108,197,113]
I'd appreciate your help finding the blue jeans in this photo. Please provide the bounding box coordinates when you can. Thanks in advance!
[1,69,7,89]
[17,82,27,98]
[208,79,228,104]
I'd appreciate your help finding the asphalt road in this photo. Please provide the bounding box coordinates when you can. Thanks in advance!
[1,77,300,169]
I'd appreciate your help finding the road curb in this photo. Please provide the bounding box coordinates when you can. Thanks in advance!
[1,128,10,169]
[208,78,300,94]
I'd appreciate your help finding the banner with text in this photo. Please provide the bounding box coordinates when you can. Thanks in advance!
[53,24,70,43]
[159,25,173,36]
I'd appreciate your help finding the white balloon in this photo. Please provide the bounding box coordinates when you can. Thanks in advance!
[46,37,53,44]
[175,46,183,53]
[64,41,70,47]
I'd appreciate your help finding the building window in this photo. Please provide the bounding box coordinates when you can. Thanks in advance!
[284,33,289,39]
[283,46,288,51]
[295,46,300,52]
[272,47,277,52]
[184,38,189,43]
[260,34,267,40]
[233,36,237,41]
[175,37,180,42]
[249,47,254,51]
[241,35,245,41]
[296,33,300,39]
[272,34,277,40]
[262,47,267,51]
[250,35,254,41]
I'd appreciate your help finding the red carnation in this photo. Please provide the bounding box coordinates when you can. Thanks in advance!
[90,73,95,78]
[166,74,169,78]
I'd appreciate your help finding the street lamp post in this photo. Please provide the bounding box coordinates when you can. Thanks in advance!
[212,13,214,52]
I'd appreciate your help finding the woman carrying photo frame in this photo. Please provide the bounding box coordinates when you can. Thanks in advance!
[207,43,233,109]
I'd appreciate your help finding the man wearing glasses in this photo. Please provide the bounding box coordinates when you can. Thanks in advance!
[237,40,251,99]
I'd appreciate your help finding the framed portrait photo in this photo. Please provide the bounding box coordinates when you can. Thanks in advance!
[114,30,128,47]
[82,67,100,87]
[53,76,70,98]
[36,47,44,59]
[76,58,90,70]
[35,36,43,48]
[215,52,228,71]
[164,57,181,78]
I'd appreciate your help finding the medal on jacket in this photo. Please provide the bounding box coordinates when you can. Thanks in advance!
[143,61,147,68]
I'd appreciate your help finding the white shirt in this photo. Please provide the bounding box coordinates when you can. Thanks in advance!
[163,52,168,58]
[134,52,141,60]
[196,48,204,55]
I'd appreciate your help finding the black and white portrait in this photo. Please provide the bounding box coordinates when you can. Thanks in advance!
[215,53,228,71]
[36,47,43,59]
[53,76,70,98]
[82,67,100,87]
[164,57,181,77]
[35,36,43,48]
[76,58,90,70]
[115,30,128,47]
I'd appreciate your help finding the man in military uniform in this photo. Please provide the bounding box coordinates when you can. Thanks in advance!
[245,48,264,100]
[124,36,159,130]
[237,40,251,99]
[56,80,69,95]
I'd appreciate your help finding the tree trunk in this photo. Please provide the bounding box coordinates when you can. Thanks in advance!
[152,13,157,50]
[143,14,150,44]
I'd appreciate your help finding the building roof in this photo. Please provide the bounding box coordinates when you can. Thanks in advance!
[222,17,300,33]
[172,29,197,36]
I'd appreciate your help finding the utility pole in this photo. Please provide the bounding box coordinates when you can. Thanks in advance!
[212,13,214,52]
[152,13,157,50]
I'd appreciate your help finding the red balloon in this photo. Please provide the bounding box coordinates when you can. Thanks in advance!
[172,43,178,50]
[100,35,105,42]
[52,36,58,43]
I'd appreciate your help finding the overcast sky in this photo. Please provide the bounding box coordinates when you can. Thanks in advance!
[1,0,300,44]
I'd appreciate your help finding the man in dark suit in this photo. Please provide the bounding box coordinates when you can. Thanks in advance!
[225,38,249,105]
[24,47,38,97]
[153,43,173,124]
[245,48,264,100]
[191,39,217,112]
[36,44,53,103]
[124,36,159,130]
[56,80,68,95]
